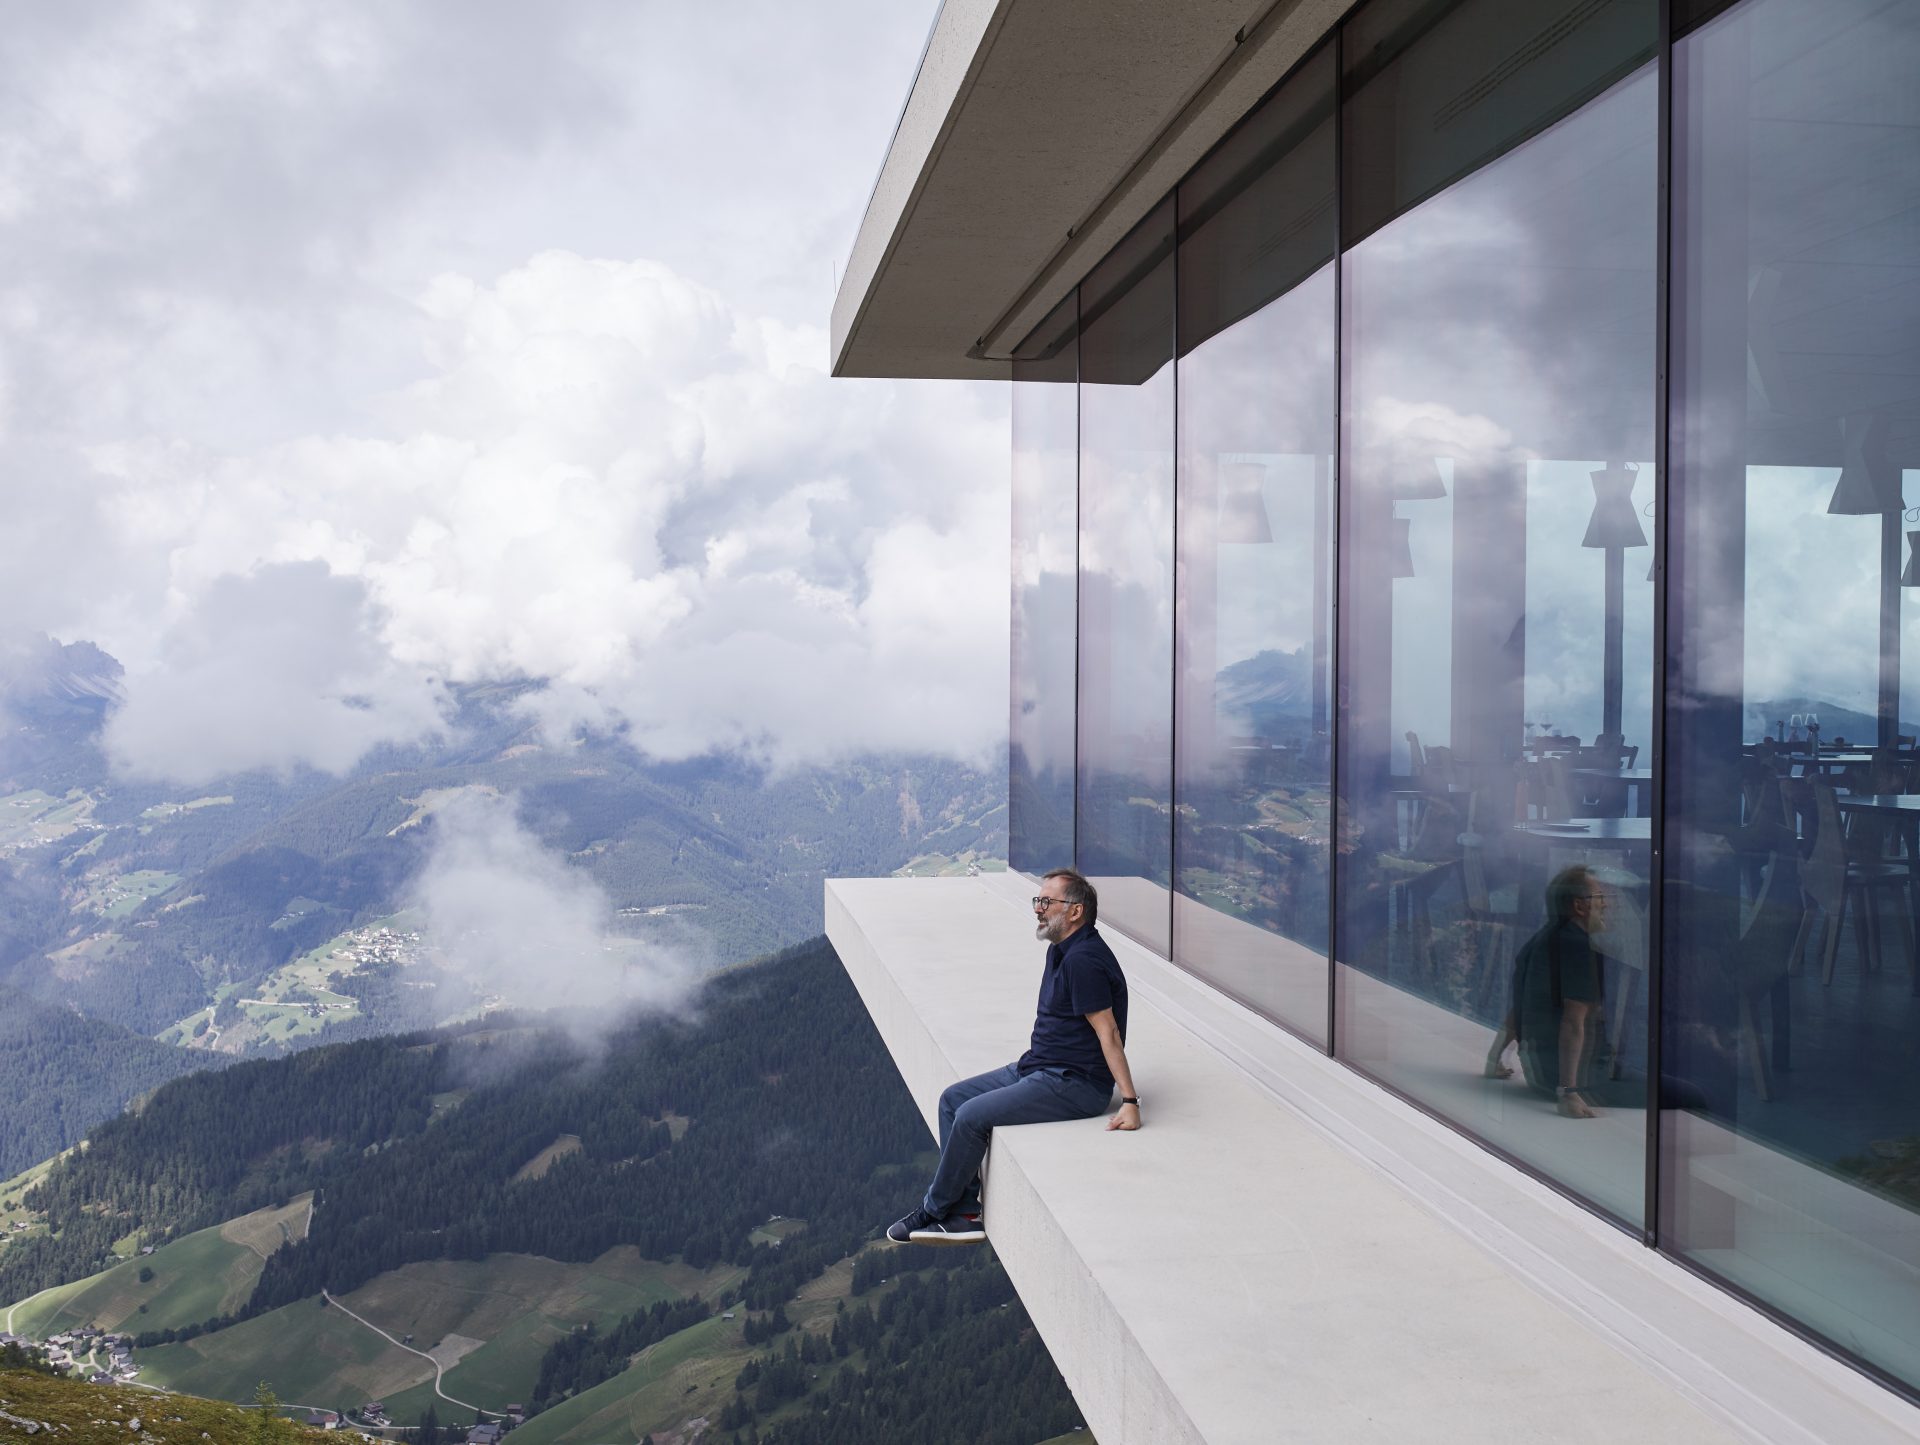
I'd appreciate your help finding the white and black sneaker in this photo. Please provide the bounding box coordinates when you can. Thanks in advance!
[884,1207,985,1246]
[909,1210,985,1246]
[886,1208,936,1244]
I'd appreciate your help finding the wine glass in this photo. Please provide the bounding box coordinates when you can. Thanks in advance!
[1789,713,1805,744]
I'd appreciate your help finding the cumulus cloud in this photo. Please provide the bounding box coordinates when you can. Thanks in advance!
[62,251,1005,779]
[408,790,704,1025]
[0,1,1010,785]
[102,561,448,784]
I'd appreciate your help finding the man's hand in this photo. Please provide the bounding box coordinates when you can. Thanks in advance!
[1085,1007,1141,1132]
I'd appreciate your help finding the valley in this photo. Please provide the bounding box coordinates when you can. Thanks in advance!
[0,639,1079,1443]
[0,943,1088,1444]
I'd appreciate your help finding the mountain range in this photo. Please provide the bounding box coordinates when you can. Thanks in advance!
[0,633,1005,1177]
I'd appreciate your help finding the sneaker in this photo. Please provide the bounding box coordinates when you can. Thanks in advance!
[885,1208,936,1244]
[908,1212,985,1246]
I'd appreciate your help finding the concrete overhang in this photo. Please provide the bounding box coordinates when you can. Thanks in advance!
[831,0,1352,380]
[825,872,1920,1445]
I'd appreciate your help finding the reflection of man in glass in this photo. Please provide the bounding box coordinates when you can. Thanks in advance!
[1509,865,1614,1119]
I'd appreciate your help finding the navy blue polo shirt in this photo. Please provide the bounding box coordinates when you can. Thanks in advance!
[1015,923,1128,1092]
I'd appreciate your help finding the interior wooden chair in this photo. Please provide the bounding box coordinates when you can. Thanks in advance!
[1803,781,1916,983]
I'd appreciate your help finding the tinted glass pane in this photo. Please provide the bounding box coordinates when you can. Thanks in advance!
[1336,61,1658,1226]
[1178,44,1336,355]
[1011,293,1079,876]
[1078,200,1176,955]
[1174,48,1336,1042]
[1662,0,1920,1390]
[1342,0,1657,244]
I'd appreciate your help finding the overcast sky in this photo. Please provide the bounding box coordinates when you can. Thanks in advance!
[1,0,1009,782]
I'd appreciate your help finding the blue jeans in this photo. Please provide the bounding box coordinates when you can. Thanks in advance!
[922,1062,1112,1219]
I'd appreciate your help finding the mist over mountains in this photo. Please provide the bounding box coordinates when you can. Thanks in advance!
[0,631,1005,1177]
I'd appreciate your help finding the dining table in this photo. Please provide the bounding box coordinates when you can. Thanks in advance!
[1515,816,1652,847]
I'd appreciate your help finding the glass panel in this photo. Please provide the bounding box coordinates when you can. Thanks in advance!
[1011,294,1080,876]
[1336,50,1659,1226]
[1078,200,1176,955]
[1662,0,1920,1391]
[1342,0,1656,245]
[1173,47,1337,1041]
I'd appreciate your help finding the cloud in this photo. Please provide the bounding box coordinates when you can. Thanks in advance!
[0,1,1010,784]
[407,790,704,1028]
[101,561,449,784]
[61,251,1005,780]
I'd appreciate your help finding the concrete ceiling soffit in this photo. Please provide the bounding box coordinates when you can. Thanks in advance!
[832,0,1351,380]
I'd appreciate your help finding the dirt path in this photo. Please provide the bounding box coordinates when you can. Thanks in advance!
[320,1289,500,1420]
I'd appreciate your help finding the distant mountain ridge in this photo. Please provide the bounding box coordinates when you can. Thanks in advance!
[0,635,1005,1176]
[0,632,122,712]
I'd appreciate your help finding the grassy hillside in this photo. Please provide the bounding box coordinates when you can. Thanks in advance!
[136,1291,424,1408]
[0,1367,327,1443]
[509,1313,741,1445]
[7,1195,310,1339]
[512,1249,867,1445]
[134,1249,730,1418]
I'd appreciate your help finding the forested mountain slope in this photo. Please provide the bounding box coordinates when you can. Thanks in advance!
[1,941,1088,1445]
[0,988,203,1179]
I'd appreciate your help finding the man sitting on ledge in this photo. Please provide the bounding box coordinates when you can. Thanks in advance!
[886,867,1141,1246]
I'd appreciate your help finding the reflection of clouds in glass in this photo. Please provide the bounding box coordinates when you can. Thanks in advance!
[1743,466,1881,713]
[1346,64,1657,769]
[1212,456,1320,668]
[1080,362,1175,768]
[1346,68,1657,464]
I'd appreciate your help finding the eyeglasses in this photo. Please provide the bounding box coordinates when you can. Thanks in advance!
[1031,896,1073,911]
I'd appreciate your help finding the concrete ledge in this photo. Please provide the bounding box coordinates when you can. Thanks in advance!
[825,874,1920,1445]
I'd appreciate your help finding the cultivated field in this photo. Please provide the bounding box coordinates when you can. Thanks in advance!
[7,1194,312,1338]
[132,1249,731,1419]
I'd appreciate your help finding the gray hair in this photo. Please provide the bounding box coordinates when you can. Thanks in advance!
[1042,867,1097,927]
[1545,865,1598,923]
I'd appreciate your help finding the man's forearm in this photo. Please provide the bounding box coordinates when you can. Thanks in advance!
[1558,1001,1593,1088]
[1098,1031,1136,1100]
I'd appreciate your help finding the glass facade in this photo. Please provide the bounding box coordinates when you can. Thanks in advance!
[1076,199,1176,955]
[1000,0,1920,1397]
[1337,27,1660,1224]
[1010,294,1079,876]
[1662,0,1920,1392]
[1174,46,1337,1043]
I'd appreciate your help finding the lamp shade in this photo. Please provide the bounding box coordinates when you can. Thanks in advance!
[1388,515,1414,579]
[1388,455,1448,502]
[1582,463,1648,549]
[1217,462,1273,543]
[1827,412,1900,514]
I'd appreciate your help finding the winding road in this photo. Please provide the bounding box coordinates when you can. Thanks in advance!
[320,1290,500,1420]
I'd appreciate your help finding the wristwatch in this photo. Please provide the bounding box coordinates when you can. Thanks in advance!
[1121,1096,1140,1106]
